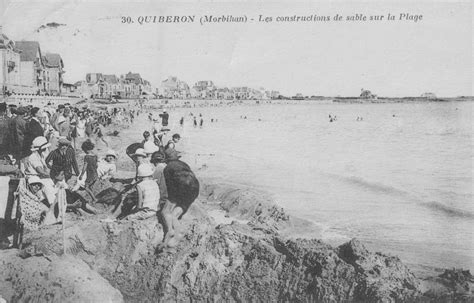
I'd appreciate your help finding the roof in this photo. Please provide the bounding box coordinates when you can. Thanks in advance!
[103,74,119,84]
[0,34,17,51]
[15,41,42,62]
[43,53,63,68]
[125,72,143,84]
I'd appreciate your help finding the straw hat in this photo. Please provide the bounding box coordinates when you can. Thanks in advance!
[31,136,51,151]
[132,148,147,158]
[137,164,154,177]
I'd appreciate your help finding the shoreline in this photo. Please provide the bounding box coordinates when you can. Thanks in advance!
[4,95,473,110]
[86,101,472,277]
[1,99,472,301]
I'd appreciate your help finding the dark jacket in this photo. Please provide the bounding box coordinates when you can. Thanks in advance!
[0,114,12,155]
[163,160,199,218]
[46,146,79,181]
[10,115,27,159]
[23,118,44,158]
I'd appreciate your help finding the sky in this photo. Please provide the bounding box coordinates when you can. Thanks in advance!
[0,0,472,97]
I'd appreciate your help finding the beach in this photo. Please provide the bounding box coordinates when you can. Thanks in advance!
[81,98,472,276]
[1,98,473,301]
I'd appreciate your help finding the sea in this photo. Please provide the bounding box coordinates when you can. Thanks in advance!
[134,100,473,273]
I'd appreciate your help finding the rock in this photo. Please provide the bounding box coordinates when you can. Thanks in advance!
[3,180,462,302]
[0,249,123,303]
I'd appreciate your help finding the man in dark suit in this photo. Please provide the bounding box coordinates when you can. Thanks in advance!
[23,107,44,159]
[0,102,12,157]
[10,107,27,162]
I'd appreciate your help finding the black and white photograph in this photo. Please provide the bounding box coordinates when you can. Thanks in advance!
[0,1,472,302]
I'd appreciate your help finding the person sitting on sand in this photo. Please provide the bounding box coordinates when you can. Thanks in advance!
[142,131,151,144]
[52,169,98,215]
[18,176,59,230]
[164,134,181,160]
[122,164,160,220]
[97,149,117,180]
[159,158,199,249]
[131,146,155,178]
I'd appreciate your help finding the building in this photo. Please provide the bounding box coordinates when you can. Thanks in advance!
[42,53,64,96]
[360,88,377,99]
[192,80,216,99]
[80,71,153,99]
[103,74,122,98]
[216,87,233,100]
[0,27,21,95]
[62,82,77,96]
[232,87,251,100]
[15,41,45,94]
[161,76,190,99]
[421,92,436,99]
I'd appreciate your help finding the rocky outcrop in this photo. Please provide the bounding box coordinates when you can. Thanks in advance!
[2,180,466,302]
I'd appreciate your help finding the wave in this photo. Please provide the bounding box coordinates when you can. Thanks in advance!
[325,173,409,197]
[424,201,474,219]
[325,173,474,219]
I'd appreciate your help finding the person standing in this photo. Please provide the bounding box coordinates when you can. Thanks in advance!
[10,107,28,162]
[23,107,45,159]
[150,151,168,208]
[79,140,98,203]
[0,102,12,157]
[45,138,79,183]
[58,108,71,139]
[159,109,169,127]
[164,134,181,160]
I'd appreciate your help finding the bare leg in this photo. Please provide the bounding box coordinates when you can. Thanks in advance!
[161,201,175,245]
[83,202,98,214]
[167,206,184,248]
[85,187,97,203]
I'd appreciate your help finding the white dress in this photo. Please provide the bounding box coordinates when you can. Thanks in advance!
[76,119,86,137]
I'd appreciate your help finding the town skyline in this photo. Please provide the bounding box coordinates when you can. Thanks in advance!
[1,1,472,97]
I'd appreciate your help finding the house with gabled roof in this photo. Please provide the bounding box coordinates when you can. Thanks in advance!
[15,40,45,94]
[42,53,64,96]
[0,27,21,95]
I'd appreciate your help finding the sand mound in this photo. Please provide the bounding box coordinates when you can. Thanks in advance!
[0,249,123,302]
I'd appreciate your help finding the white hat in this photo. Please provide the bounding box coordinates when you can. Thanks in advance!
[31,136,51,151]
[163,109,167,113]
[28,176,43,186]
[143,141,159,154]
[132,148,147,157]
[137,163,154,177]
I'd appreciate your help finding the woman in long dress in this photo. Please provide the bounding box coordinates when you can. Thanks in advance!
[76,114,86,138]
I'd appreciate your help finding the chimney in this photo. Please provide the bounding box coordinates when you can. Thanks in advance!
[0,26,3,35]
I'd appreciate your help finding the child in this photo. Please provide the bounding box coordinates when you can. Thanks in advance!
[142,131,151,144]
[97,149,117,180]
[80,140,98,203]
[93,122,108,147]
[113,163,160,221]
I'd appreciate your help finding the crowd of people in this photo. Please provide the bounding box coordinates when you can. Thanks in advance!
[0,101,199,250]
